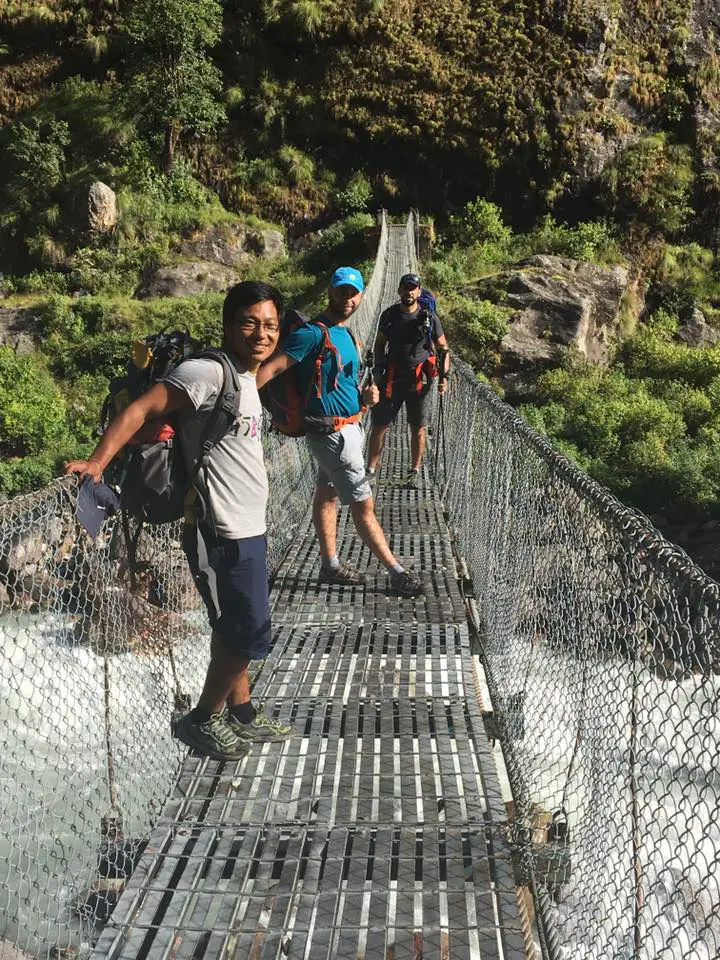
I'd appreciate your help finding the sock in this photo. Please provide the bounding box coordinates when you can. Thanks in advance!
[410,467,419,474]
[189,706,213,724]
[229,701,255,724]
[322,554,341,571]
[391,563,405,575]
[367,467,376,476]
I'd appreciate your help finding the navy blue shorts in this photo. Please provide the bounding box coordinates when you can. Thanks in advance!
[182,526,272,661]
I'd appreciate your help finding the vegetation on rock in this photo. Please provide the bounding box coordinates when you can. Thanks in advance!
[2,0,720,542]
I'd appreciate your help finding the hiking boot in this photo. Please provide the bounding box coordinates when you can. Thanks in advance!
[365,470,377,488]
[174,711,250,761]
[320,562,365,585]
[389,569,424,597]
[227,708,295,743]
[404,470,420,488]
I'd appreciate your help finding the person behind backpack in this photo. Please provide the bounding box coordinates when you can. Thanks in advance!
[256,267,423,597]
[65,281,294,761]
[366,273,450,487]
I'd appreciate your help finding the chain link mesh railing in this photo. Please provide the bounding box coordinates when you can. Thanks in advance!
[3,210,720,960]
[0,215,389,960]
[431,352,720,959]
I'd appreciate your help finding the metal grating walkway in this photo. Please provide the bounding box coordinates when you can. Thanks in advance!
[91,228,526,960]
[91,453,526,960]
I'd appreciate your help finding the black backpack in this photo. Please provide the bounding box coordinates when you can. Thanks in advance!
[102,331,241,526]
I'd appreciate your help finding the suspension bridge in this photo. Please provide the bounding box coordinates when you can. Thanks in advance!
[2,214,720,960]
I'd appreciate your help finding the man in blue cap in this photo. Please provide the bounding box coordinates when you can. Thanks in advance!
[257,267,423,597]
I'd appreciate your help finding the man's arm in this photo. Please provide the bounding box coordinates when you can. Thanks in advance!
[256,352,297,390]
[373,330,387,366]
[65,382,192,482]
[435,333,451,394]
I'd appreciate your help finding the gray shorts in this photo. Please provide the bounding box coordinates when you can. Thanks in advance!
[305,422,372,504]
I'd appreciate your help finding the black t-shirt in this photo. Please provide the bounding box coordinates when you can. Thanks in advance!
[378,303,444,368]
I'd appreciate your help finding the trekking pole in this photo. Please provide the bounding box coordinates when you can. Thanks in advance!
[364,348,375,389]
[434,349,449,483]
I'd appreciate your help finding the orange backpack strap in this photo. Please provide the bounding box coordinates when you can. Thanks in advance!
[311,321,342,398]
[386,362,396,399]
[421,353,438,389]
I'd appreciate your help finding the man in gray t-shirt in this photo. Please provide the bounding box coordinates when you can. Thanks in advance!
[66,281,293,761]
[165,359,268,539]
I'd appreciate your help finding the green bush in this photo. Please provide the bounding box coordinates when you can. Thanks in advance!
[0,349,74,494]
[335,173,372,216]
[650,243,720,316]
[0,453,71,499]
[446,198,513,250]
[441,294,511,373]
[424,240,510,292]
[37,295,85,340]
[600,134,695,236]
[299,213,374,277]
[620,327,720,387]
[521,216,623,264]
[135,294,225,345]
[5,271,71,295]
[520,346,720,520]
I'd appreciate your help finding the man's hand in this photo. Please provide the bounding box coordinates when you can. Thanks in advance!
[362,383,380,407]
[65,459,104,482]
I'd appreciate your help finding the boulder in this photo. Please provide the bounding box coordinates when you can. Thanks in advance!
[482,255,629,398]
[677,308,720,348]
[179,223,285,267]
[0,307,39,355]
[86,181,118,235]
[247,228,285,258]
[0,531,47,573]
[180,222,252,268]
[135,261,240,299]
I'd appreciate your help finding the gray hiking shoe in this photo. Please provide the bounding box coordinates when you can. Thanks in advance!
[319,562,365,585]
[404,470,420,488]
[174,711,250,761]
[227,708,295,743]
[365,470,377,488]
[389,569,424,598]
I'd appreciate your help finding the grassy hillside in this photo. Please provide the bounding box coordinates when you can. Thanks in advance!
[3,0,720,538]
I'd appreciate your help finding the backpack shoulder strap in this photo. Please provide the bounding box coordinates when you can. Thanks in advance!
[185,349,243,480]
[304,319,343,398]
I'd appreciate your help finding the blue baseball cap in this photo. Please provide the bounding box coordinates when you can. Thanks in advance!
[330,267,364,293]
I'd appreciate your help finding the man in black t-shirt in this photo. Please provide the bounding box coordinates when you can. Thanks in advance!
[367,273,450,486]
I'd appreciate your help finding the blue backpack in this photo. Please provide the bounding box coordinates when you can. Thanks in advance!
[419,288,437,314]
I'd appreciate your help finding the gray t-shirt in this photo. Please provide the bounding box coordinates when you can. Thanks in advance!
[164,356,267,539]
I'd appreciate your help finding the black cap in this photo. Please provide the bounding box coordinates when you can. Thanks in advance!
[399,273,421,289]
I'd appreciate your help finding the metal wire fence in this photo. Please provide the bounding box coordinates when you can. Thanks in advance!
[3,210,720,960]
[432,356,720,959]
[0,218,388,960]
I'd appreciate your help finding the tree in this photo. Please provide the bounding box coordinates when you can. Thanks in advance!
[123,0,226,171]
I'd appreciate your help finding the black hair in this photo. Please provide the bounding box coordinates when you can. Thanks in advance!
[222,281,284,329]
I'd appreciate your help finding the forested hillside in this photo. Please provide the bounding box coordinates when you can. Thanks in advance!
[3,0,720,568]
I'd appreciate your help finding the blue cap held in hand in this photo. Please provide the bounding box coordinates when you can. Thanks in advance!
[330,267,364,293]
